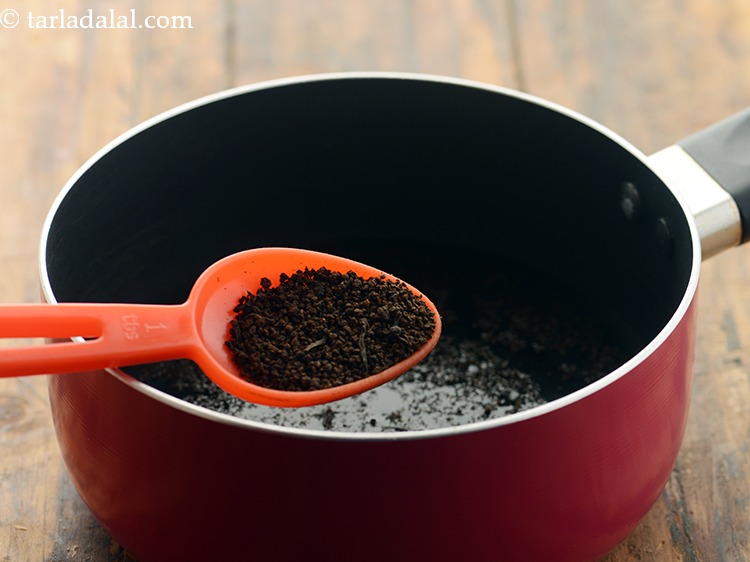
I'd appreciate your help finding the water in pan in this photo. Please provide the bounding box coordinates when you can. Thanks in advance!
[127,244,634,432]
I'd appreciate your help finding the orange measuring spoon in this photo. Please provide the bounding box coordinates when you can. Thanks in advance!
[0,248,441,407]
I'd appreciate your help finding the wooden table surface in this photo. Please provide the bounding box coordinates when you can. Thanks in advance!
[2,1,750,560]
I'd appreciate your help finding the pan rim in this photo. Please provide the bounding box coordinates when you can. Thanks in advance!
[38,70,703,442]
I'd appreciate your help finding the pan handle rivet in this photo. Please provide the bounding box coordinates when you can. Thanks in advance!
[620,182,641,220]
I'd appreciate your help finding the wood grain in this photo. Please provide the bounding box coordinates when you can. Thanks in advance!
[1,1,749,560]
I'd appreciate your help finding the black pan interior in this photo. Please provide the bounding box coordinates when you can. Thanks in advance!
[44,77,694,417]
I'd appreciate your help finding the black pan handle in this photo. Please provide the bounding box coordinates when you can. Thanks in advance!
[679,108,750,243]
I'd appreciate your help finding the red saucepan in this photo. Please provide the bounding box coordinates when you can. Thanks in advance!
[39,73,750,561]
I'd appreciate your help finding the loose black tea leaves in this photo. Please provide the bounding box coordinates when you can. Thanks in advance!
[132,245,633,431]
[225,267,436,392]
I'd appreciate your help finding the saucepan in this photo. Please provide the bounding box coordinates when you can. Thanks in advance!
[40,72,750,561]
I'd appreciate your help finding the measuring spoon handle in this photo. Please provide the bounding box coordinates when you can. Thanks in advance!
[0,303,196,377]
